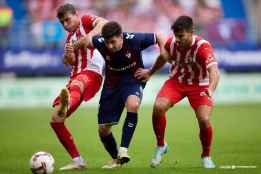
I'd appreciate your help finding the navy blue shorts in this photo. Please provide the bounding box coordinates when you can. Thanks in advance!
[98,83,144,125]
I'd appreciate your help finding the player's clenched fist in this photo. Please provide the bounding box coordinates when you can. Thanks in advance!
[63,42,76,65]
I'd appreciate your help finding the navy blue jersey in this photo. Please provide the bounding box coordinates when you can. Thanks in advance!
[92,32,156,88]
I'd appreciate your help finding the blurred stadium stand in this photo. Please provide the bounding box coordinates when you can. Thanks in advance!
[0,0,261,77]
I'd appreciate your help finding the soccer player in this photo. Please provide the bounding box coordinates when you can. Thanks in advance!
[135,16,220,168]
[71,21,166,168]
[50,3,107,171]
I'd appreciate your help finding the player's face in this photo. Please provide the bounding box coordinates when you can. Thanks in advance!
[174,30,193,48]
[104,35,123,53]
[59,12,80,32]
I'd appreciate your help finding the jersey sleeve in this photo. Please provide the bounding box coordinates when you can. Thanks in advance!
[196,43,217,69]
[164,36,173,53]
[81,14,97,30]
[133,33,156,50]
[92,35,104,50]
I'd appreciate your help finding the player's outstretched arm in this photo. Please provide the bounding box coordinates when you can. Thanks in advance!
[134,47,170,81]
[73,35,92,50]
[149,50,170,75]
[135,33,169,81]
[73,17,107,50]
[148,33,171,75]
[207,64,220,97]
[155,33,166,54]
[88,17,108,39]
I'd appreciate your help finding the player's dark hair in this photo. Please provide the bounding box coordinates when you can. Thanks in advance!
[102,21,122,40]
[57,3,76,19]
[171,16,193,33]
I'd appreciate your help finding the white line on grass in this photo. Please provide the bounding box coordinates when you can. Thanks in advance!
[219,165,257,169]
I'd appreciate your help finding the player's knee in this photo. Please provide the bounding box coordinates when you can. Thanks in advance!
[126,102,140,112]
[154,100,168,115]
[70,80,84,94]
[50,107,66,123]
[125,96,140,112]
[198,117,211,128]
[98,125,111,137]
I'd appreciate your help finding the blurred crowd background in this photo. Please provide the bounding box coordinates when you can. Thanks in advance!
[0,0,261,77]
[1,0,261,49]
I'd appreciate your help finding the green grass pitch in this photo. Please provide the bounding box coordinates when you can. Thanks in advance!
[0,103,260,174]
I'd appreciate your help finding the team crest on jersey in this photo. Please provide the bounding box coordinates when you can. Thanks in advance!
[126,33,135,39]
[98,37,104,43]
[105,55,111,61]
[125,51,131,59]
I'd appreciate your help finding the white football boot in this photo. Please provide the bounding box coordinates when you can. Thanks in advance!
[150,143,168,168]
[102,159,121,169]
[118,147,131,165]
[202,156,216,168]
[59,156,86,171]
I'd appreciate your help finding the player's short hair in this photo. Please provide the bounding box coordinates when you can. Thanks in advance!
[57,3,76,19]
[102,21,122,40]
[171,16,193,33]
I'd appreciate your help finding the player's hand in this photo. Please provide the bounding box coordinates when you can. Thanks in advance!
[134,68,152,82]
[205,88,213,98]
[63,53,76,66]
[74,35,90,49]
[63,42,76,66]
[64,42,74,54]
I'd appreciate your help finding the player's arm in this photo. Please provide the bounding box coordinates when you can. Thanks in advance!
[148,33,171,75]
[155,33,166,54]
[135,42,171,81]
[198,43,220,97]
[88,17,108,39]
[73,17,107,50]
[207,64,220,97]
[73,35,93,50]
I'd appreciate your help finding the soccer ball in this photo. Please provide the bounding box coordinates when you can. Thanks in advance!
[29,151,55,174]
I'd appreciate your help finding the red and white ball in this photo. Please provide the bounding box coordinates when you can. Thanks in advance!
[29,151,54,174]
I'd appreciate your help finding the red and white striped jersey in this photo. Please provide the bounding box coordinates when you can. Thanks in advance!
[66,15,104,78]
[165,35,217,86]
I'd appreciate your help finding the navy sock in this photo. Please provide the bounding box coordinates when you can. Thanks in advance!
[120,112,138,148]
[99,133,118,159]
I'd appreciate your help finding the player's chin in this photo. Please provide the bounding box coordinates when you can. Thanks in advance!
[110,47,121,53]
[109,49,117,53]
[65,27,75,33]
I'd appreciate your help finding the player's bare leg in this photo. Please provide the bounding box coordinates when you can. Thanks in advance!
[150,97,172,168]
[50,80,86,171]
[195,105,215,168]
[99,124,121,169]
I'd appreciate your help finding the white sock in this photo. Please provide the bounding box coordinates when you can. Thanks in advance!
[72,156,85,164]
[119,147,128,153]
